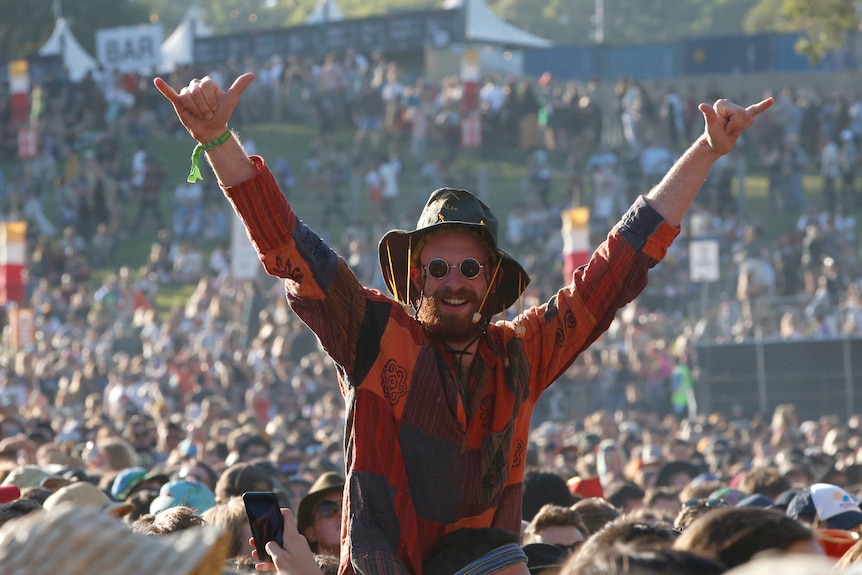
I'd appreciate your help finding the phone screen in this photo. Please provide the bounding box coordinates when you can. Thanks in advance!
[243,491,285,563]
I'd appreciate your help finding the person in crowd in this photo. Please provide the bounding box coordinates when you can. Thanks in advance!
[571,497,622,536]
[154,70,771,575]
[296,471,345,558]
[562,544,727,575]
[672,507,823,569]
[130,504,206,535]
[785,482,862,532]
[522,503,588,558]
[522,471,577,523]
[423,527,530,575]
[201,496,257,572]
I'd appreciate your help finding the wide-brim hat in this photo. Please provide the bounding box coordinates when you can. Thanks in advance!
[42,481,134,518]
[297,472,345,534]
[0,503,230,575]
[378,188,530,312]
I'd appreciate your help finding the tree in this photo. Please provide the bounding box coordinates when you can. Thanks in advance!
[0,0,151,59]
[744,0,860,64]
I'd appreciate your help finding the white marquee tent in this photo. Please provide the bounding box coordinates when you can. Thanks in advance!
[38,17,98,81]
[305,0,345,24]
[443,0,551,48]
[160,3,212,73]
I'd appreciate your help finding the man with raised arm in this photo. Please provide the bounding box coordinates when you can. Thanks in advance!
[155,73,771,575]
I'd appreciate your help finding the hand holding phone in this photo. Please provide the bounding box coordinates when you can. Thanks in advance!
[243,491,285,564]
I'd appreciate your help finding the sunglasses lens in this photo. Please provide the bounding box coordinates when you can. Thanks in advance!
[460,258,481,278]
[316,500,340,517]
[427,259,449,279]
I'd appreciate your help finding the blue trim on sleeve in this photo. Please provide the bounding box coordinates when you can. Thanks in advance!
[617,196,666,252]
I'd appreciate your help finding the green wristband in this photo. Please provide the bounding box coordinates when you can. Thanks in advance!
[187,128,232,183]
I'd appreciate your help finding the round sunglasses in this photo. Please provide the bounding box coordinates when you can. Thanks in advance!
[424,257,485,280]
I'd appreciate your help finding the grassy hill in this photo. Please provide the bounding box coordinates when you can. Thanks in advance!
[103,119,821,316]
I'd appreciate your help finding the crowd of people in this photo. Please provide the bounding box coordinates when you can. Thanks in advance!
[1,44,862,575]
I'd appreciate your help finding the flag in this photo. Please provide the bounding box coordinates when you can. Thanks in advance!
[0,221,27,305]
[562,207,590,281]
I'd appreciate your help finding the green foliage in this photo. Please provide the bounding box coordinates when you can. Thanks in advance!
[745,0,860,64]
[0,0,774,61]
[0,0,56,57]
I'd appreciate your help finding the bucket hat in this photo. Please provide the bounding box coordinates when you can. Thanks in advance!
[297,472,345,534]
[379,188,530,312]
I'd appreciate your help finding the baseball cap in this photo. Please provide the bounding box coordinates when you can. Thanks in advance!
[735,494,775,509]
[709,487,746,507]
[111,466,169,501]
[0,485,21,503]
[150,479,216,516]
[111,467,148,501]
[1,465,52,488]
[786,483,862,530]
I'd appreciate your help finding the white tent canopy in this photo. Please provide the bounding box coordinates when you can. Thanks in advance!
[305,0,345,24]
[38,17,98,81]
[160,3,212,73]
[443,0,551,48]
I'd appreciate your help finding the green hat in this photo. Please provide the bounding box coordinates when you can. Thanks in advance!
[296,472,344,534]
[378,188,530,312]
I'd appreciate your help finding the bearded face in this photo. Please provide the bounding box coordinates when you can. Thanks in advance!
[412,231,495,349]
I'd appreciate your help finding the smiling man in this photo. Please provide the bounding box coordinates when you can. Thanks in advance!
[155,72,771,575]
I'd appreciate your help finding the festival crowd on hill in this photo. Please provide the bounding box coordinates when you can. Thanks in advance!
[3,46,862,574]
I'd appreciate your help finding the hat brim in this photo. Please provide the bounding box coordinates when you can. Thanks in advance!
[297,473,345,534]
[105,502,134,517]
[378,224,530,312]
[825,510,862,530]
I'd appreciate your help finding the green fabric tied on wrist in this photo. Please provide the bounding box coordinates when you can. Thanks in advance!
[187,128,232,183]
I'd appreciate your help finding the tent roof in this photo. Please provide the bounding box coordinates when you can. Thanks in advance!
[161,4,212,73]
[38,18,98,81]
[444,0,551,48]
[305,0,345,24]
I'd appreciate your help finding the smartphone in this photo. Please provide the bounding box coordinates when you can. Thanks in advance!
[243,491,285,564]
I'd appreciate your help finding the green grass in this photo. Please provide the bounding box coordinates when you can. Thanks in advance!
[74,122,835,317]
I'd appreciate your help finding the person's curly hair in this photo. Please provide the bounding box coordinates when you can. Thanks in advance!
[129,505,205,535]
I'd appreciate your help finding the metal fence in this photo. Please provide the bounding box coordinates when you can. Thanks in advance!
[694,336,862,420]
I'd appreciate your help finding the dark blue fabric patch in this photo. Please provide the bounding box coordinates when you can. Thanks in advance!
[294,219,338,287]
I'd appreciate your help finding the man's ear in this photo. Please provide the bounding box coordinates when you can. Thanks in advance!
[408,266,422,294]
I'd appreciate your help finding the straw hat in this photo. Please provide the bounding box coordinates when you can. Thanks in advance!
[42,481,134,518]
[0,503,231,575]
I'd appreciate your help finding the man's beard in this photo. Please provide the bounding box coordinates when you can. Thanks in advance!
[416,292,485,344]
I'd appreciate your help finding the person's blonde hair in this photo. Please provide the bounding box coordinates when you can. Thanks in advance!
[98,437,138,470]
[201,496,250,561]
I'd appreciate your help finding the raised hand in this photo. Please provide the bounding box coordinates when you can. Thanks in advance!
[153,73,255,143]
[698,97,774,156]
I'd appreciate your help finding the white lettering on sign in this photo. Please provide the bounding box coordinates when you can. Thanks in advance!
[96,24,163,73]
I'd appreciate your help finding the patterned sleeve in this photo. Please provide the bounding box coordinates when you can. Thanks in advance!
[517,196,680,395]
[222,156,390,374]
